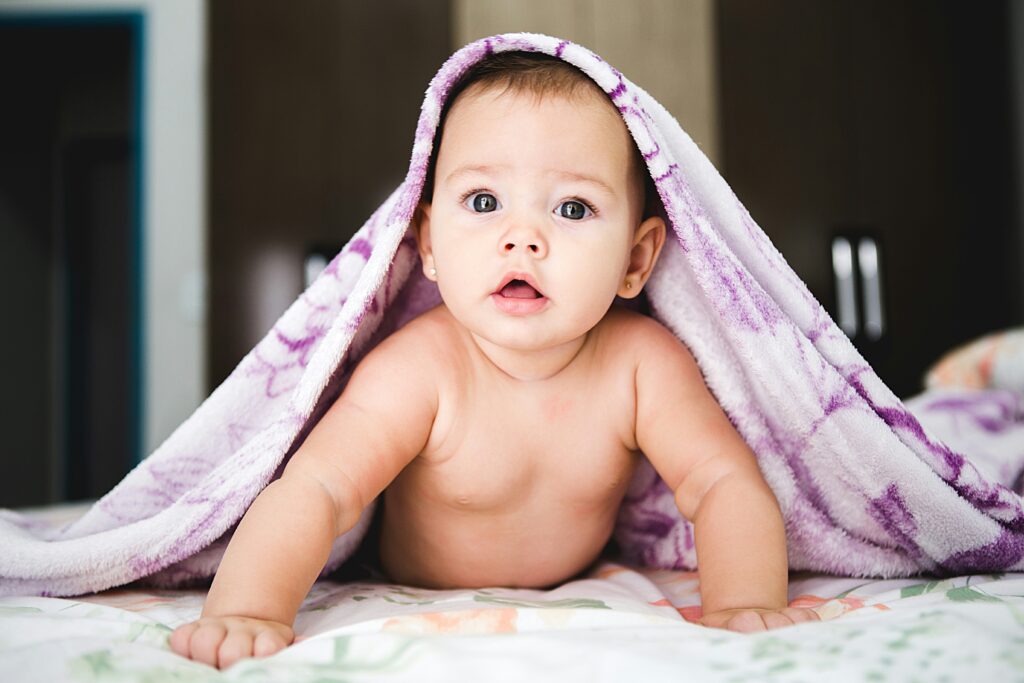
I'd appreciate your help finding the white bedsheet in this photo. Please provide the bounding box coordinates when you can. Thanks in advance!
[1,559,1022,682]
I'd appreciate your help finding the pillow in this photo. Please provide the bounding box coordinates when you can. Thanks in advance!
[924,327,1024,394]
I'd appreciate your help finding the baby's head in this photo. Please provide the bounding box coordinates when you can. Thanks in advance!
[413,51,667,353]
[421,52,660,222]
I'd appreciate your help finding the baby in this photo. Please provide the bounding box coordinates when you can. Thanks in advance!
[171,51,819,669]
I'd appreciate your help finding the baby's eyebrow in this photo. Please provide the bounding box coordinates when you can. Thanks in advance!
[443,164,501,186]
[444,164,617,197]
[551,170,617,197]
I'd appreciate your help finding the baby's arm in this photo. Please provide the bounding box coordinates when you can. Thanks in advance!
[634,322,819,632]
[170,329,438,668]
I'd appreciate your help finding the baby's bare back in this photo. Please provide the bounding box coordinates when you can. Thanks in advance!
[377,305,642,589]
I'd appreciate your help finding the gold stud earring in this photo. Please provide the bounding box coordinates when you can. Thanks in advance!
[625,280,632,290]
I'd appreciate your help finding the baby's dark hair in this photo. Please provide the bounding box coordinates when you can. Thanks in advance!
[421,51,659,221]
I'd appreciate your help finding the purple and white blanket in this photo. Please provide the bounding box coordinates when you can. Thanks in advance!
[3,33,1024,598]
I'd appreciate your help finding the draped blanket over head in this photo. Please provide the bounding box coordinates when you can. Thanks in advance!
[3,33,1024,598]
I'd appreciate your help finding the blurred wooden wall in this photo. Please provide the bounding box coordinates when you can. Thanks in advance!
[453,0,721,166]
[207,0,451,389]
[207,2,1020,401]
[207,0,720,392]
[717,0,1019,397]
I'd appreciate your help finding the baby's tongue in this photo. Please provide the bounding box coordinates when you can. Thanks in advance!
[501,281,540,299]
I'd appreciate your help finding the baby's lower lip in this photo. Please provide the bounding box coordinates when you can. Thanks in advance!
[490,292,548,315]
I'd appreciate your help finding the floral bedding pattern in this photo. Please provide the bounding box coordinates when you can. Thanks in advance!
[2,560,1022,682]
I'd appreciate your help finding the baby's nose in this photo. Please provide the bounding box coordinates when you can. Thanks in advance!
[500,227,548,258]
[503,239,542,254]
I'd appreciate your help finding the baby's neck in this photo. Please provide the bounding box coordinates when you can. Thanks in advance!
[467,331,590,382]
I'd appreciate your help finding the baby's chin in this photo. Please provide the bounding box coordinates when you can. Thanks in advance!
[438,294,613,350]
[464,312,599,352]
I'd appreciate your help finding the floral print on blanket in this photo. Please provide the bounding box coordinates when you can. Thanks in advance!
[2,562,1023,682]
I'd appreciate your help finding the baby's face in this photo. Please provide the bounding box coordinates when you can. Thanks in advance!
[415,85,652,354]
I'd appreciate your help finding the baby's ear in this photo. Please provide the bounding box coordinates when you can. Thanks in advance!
[618,215,666,298]
[412,201,436,280]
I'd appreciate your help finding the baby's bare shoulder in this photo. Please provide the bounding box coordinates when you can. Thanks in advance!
[366,305,456,358]
[597,306,689,363]
[356,305,464,386]
[599,307,710,409]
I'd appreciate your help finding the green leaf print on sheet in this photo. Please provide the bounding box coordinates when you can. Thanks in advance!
[66,635,422,683]
[472,594,610,609]
[899,580,954,599]
[380,588,446,606]
[945,586,1000,603]
[69,649,206,683]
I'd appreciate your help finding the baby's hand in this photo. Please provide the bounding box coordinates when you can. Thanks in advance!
[169,615,294,669]
[699,607,820,633]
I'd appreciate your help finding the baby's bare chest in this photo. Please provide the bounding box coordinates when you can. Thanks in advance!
[396,380,638,511]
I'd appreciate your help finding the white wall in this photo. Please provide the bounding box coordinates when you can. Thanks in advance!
[2,0,207,457]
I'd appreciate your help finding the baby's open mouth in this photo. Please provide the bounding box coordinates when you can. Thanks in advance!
[491,274,548,315]
[499,280,543,299]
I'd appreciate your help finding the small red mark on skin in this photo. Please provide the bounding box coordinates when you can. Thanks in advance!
[542,394,573,420]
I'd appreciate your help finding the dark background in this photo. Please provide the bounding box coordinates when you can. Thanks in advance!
[718,0,1019,399]
[1,0,1020,507]
[206,0,452,390]
[0,17,141,507]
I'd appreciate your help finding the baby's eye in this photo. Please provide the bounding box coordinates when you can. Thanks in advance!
[557,199,594,220]
[465,191,499,213]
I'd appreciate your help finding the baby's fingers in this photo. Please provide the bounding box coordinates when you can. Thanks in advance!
[782,607,820,624]
[188,622,228,668]
[253,629,289,658]
[169,622,198,656]
[725,611,768,633]
[759,611,795,630]
[217,629,257,669]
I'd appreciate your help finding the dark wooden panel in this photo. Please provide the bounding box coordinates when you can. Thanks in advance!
[717,0,1018,398]
[208,0,451,389]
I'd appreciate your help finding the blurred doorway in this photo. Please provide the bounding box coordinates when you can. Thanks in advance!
[0,14,143,506]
